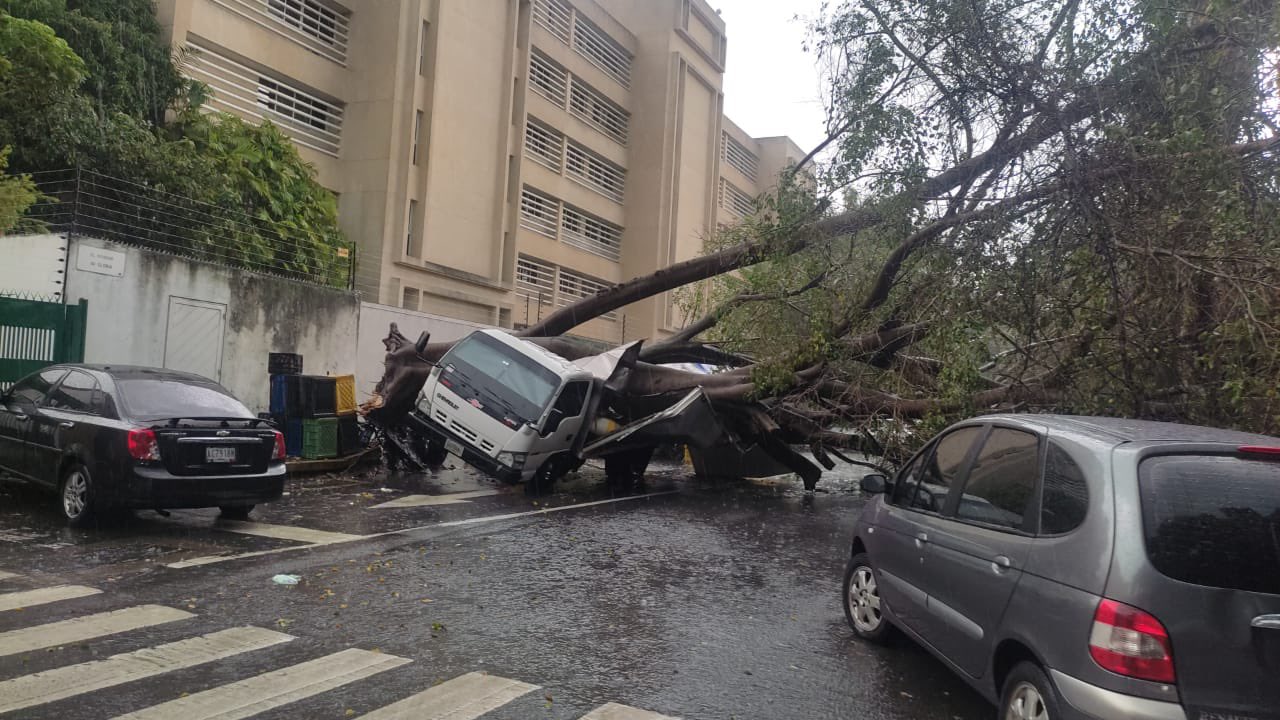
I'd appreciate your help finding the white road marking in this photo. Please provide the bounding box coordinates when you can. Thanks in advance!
[165,491,678,569]
[0,570,19,580]
[0,605,194,658]
[0,626,294,714]
[0,584,101,612]
[432,491,678,529]
[212,520,364,545]
[114,648,411,720]
[370,489,501,509]
[580,703,682,720]
[359,671,538,720]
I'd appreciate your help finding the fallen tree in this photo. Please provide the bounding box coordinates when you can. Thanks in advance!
[367,0,1280,483]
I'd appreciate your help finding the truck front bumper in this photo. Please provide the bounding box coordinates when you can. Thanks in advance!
[405,410,525,484]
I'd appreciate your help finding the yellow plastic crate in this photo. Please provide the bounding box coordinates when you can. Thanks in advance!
[335,374,356,415]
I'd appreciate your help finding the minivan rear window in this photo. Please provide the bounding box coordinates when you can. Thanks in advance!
[1138,454,1280,595]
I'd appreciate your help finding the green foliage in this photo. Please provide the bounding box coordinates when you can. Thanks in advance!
[703,0,1280,459]
[0,8,349,286]
[0,146,41,233]
[1,0,183,124]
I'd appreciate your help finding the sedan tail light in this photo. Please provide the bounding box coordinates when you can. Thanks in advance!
[1089,598,1176,684]
[127,429,161,462]
[271,431,287,460]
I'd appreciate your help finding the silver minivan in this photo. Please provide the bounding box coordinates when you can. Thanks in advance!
[844,414,1280,720]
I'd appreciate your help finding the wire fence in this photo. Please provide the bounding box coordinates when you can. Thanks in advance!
[18,168,355,289]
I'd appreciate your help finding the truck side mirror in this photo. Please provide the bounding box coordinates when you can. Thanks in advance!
[541,408,565,437]
[860,474,889,494]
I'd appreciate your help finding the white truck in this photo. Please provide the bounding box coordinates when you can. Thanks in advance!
[406,329,604,491]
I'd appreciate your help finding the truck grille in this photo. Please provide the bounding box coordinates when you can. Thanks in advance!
[449,419,478,443]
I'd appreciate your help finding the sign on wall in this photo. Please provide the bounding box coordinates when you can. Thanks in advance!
[75,245,126,277]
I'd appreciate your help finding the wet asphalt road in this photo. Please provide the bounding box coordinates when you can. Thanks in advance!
[0,460,993,720]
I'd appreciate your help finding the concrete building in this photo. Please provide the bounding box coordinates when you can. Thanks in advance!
[155,0,804,342]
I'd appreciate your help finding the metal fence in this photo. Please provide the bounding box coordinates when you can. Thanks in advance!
[20,168,355,289]
[0,295,87,391]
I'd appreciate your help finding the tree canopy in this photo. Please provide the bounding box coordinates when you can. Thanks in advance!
[511,0,1280,460]
[0,3,349,285]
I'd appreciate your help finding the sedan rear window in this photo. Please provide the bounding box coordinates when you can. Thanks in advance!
[116,378,252,422]
[1139,454,1280,595]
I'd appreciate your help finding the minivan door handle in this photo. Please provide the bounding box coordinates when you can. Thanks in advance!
[58,421,75,429]
[914,532,928,547]
[1252,614,1280,630]
[992,555,1012,572]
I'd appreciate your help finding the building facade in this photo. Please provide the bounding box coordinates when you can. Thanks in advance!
[155,0,804,342]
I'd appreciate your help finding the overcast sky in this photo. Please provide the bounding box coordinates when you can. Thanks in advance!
[714,0,830,153]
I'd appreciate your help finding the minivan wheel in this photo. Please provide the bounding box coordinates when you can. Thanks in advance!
[844,553,893,642]
[1000,662,1062,720]
[60,463,96,527]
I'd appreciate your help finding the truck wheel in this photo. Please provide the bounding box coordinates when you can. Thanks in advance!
[605,454,635,494]
[219,505,254,521]
[526,455,567,496]
[423,441,448,466]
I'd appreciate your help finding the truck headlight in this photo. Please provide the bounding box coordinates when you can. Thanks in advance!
[496,451,527,469]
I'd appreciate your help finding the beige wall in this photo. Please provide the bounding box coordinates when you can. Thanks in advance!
[160,0,801,345]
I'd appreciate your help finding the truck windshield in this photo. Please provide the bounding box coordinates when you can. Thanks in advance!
[444,333,560,423]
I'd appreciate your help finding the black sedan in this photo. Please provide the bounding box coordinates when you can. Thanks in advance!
[0,364,286,525]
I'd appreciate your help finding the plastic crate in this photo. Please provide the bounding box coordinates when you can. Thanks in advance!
[337,415,362,455]
[302,417,338,459]
[334,374,356,415]
[303,376,337,417]
[268,352,303,375]
[273,375,337,418]
[284,418,303,458]
[269,375,304,416]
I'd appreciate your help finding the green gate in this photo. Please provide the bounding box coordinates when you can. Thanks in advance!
[0,296,88,391]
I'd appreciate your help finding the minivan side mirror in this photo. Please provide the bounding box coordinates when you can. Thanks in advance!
[860,474,889,494]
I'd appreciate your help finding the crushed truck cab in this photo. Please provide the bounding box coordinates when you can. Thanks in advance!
[407,329,598,486]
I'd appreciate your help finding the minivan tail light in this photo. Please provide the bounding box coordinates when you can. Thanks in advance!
[1089,599,1176,684]
[127,429,161,462]
[271,431,287,460]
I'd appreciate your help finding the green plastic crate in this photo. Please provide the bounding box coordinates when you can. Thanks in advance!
[301,417,338,459]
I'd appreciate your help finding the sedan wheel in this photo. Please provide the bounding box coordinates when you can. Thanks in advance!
[61,465,95,526]
[1004,682,1048,720]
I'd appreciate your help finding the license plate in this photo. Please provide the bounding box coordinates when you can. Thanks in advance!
[444,439,464,458]
[206,446,237,463]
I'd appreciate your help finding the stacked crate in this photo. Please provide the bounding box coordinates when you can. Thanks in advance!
[269,355,340,459]
[333,374,363,456]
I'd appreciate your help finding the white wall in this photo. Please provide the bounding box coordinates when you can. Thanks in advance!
[355,302,489,403]
[0,233,68,299]
[65,237,360,413]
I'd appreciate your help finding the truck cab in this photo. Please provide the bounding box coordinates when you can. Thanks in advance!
[407,329,595,486]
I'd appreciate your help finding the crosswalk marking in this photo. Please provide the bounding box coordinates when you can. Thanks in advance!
[0,605,194,658]
[370,489,502,509]
[0,571,19,581]
[114,648,411,720]
[212,520,364,545]
[0,626,294,714]
[359,671,539,720]
[0,584,101,612]
[580,703,682,720]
